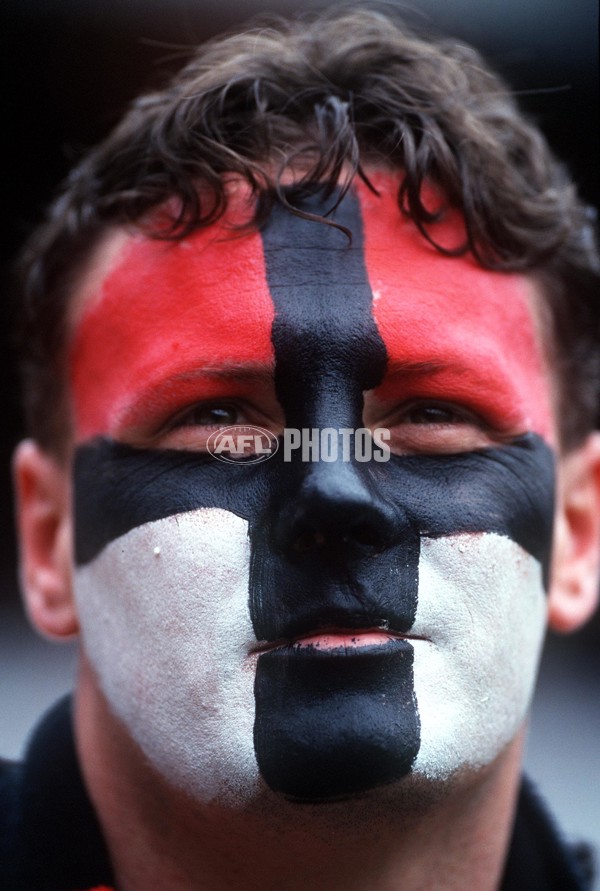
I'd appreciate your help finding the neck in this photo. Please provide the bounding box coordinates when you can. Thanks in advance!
[75,664,523,891]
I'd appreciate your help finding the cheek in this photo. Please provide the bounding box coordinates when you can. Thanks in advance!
[410,533,547,779]
[73,508,262,804]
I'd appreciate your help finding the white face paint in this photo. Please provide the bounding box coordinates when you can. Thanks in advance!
[75,508,546,800]
[74,508,261,805]
[412,533,547,779]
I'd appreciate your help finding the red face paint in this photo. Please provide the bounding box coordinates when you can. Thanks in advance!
[354,172,553,442]
[70,198,276,442]
[70,173,553,447]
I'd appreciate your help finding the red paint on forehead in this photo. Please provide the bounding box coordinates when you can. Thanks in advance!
[70,203,275,440]
[71,173,554,445]
[354,174,553,441]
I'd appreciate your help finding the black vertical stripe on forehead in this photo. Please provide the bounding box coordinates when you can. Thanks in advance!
[260,187,388,429]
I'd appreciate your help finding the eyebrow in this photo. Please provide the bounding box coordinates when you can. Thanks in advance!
[383,360,449,378]
[153,362,275,384]
[109,362,277,432]
[123,362,277,409]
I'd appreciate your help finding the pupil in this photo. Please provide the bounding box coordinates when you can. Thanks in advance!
[189,405,237,425]
[412,406,452,424]
[207,407,236,424]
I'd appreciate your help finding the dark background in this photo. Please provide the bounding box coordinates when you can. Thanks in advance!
[1,0,598,607]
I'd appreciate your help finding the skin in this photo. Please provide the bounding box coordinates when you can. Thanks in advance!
[14,171,600,890]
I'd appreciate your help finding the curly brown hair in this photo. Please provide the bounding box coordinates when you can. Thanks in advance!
[16,8,599,454]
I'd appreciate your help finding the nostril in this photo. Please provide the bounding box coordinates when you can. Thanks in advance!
[292,521,386,555]
[277,461,399,559]
[293,529,327,553]
[347,524,384,549]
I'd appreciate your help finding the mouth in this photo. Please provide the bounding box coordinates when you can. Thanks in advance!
[251,627,427,655]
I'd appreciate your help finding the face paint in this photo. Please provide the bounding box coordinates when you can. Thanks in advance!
[70,175,554,806]
[74,509,259,805]
[70,198,276,441]
[361,173,553,441]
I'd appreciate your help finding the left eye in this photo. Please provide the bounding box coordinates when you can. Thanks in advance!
[401,403,469,425]
[378,400,499,455]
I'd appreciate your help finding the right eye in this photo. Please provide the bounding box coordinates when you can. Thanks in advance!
[173,403,242,429]
[144,397,284,453]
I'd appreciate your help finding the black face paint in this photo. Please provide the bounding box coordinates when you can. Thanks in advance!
[74,435,554,574]
[73,187,556,802]
[253,641,418,801]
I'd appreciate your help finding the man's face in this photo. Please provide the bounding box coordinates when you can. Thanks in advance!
[67,173,555,805]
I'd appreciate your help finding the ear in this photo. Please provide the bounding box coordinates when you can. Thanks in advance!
[548,432,600,633]
[13,439,78,639]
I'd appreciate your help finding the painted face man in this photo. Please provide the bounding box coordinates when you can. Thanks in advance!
[62,173,559,805]
[7,11,600,891]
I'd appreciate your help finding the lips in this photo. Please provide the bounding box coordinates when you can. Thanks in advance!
[251,624,427,655]
[293,629,396,648]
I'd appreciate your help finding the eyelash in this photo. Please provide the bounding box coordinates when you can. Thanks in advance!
[384,400,484,430]
[174,402,242,428]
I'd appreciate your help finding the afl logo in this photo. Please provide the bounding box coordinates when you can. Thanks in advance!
[207,425,280,464]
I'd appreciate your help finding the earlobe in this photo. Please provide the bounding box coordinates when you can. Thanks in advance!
[548,432,600,633]
[13,439,78,639]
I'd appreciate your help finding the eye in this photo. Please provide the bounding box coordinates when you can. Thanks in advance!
[114,374,285,451]
[143,396,284,452]
[174,403,241,428]
[401,403,469,426]
[379,400,498,455]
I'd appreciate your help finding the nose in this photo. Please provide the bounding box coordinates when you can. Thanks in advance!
[275,458,397,560]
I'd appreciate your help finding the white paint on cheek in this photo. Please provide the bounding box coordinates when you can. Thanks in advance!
[75,516,548,802]
[74,509,261,805]
[411,533,547,779]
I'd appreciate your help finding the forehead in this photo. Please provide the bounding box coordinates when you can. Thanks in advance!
[69,174,554,441]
